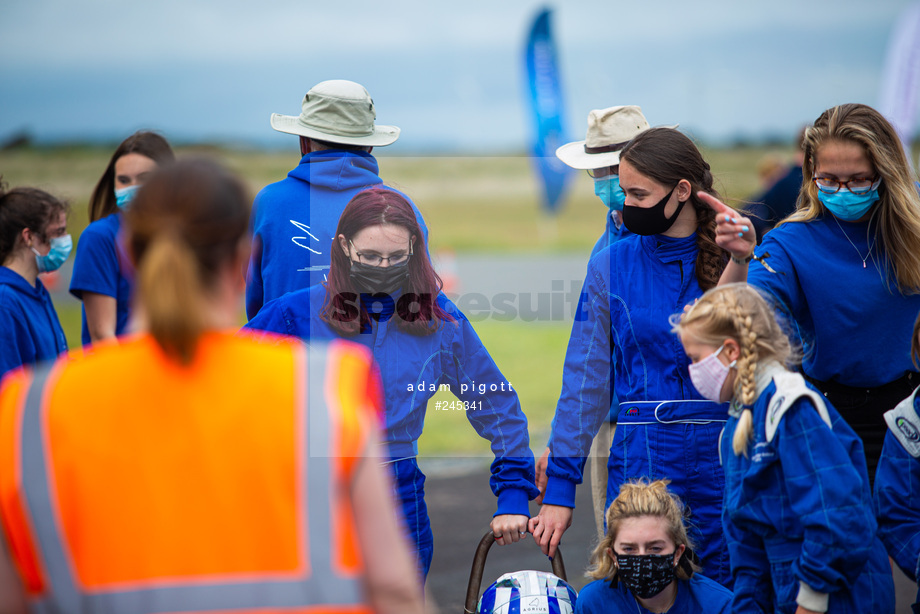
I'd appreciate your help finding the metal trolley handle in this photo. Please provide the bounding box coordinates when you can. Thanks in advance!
[463,532,568,614]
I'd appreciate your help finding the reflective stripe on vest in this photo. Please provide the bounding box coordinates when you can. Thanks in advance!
[19,343,369,613]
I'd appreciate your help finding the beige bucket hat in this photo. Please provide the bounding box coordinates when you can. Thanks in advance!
[270,80,400,147]
[556,105,674,169]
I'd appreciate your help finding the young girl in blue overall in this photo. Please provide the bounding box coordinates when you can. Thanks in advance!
[675,283,894,613]
[531,128,732,587]
[875,309,920,613]
[576,479,732,614]
[245,187,537,581]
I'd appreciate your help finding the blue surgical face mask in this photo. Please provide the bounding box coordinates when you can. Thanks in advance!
[594,175,626,211]
[115,185,140,210]
[32,234,73,273]
[817,181,881,222]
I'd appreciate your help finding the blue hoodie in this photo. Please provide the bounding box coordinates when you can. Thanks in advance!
[245,150,428,319]
[0,267,68,381]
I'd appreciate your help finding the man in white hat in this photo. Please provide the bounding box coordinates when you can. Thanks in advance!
[245,79,427,319]
[536,105,671,540]
[555,105,660,257]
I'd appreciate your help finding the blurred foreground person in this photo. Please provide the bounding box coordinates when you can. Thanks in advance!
[0,184,70,380]
[0,159,422,614]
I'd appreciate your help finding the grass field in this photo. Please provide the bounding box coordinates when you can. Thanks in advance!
[0,142,796,454]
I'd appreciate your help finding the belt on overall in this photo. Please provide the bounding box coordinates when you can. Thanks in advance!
[616,399,728,425]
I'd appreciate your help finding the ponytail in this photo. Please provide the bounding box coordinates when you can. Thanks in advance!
[126,158,250,366]
[137,232,206,365]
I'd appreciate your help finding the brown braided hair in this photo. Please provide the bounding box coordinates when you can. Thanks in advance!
[620,128,727,290]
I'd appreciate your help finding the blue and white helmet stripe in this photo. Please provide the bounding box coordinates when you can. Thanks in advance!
[478,570,577,614]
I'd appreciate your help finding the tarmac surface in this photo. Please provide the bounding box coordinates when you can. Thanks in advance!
[421,458,596,613]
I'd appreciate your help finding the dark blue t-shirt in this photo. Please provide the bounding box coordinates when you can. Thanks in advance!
[69,213,133,346]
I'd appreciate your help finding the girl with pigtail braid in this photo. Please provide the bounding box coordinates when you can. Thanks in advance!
[673,283,894,614]
[729,304,759,455]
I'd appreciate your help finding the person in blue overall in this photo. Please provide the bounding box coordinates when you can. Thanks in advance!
[0,185,71,380]
[70,131,174,346]
[246,79,428,320]
[675,283,894,613]
[536,106,675,539]
[244,187,538,581]
[874,310,920,613]
[705,103,920,484]
[531,128,732,588]
[576,479,732,614]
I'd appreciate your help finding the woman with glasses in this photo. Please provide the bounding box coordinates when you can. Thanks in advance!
[703,103,920,482]
[244,187,538,582]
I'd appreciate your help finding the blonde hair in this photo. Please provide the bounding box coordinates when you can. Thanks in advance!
[672,284,797,455]
[781,103,920,294]
[126,159,250,364]
[587,479,697,582]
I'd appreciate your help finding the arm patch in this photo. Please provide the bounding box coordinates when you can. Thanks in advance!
[883,387,920,459]
[764,371,832,443]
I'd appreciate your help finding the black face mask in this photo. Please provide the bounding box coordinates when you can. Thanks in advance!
[349,260,410,295]
[615,553,676,599]
[621,186,687,236]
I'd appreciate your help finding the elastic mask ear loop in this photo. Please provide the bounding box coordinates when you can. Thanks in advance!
[714,342,737,369]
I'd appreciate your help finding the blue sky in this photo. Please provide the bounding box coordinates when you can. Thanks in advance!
[1,0,915,152]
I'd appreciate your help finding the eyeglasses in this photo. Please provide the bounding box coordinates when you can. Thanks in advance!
[349,240,413,266]
[587,165,618,179]
[812,175,880,195]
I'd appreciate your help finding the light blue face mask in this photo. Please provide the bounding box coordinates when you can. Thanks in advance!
[594,174,626,211]
[32,234,73,273]
[115,184,140,210]
[817,180,881,221]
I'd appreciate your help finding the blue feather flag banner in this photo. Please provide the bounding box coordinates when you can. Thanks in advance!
[524,7,572,214]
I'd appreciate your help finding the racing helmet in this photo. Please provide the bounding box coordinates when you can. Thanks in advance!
[477,570,577,614]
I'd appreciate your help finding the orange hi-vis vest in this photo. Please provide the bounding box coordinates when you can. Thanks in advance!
[0,332,382,614]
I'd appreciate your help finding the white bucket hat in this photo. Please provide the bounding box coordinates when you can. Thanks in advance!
[556,105,674,169]
[270,80,400,147]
